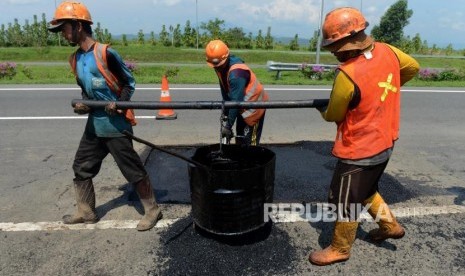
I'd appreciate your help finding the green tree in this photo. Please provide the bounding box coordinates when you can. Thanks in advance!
[103,28,112,44]
[421,40,429,54]
[308,30,318,51]
[201,18,225,40]
[169,25,174,46]
[159,25,170,46]
[411,33,423,53]
[7,19,26,47]
[149,31,157,46]
[39,14,50,46]
[264,26,274,50]
[122,34,128,46]
[182,20,196,47]
[30,16,41,46]
[94,22,104,42]
[192,28,199,48]
[224,27,246,48]
[445,44,454,56]
[430,44,438,55]
[244,32,253,49]
[289,34,299,51]
[399,36,414,53]
[137,29,145,45]
[41,13,61,46]
[0,24,6,47]
[371,0,413,46]
[23,19,32,46]
[255,29,264,49]
[173,24,182,47]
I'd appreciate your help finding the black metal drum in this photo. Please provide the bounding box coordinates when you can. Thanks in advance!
[188,144,275,236]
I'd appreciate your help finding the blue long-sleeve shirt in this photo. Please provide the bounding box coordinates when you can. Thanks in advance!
[215,55,250,127]
[74,45,136,137]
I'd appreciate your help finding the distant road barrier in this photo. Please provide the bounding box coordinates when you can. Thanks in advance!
[266,61,337,80]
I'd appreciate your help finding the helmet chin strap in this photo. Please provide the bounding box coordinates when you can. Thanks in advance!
[69,21,80,46]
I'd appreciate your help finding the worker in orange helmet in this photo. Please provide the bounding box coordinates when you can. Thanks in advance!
[308,7,420,266]
[205,39,269,145]
[48,1,162,231]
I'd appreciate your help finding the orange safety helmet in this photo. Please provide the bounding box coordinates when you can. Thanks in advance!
[205,40,230,68]
[321,7,368,49]
[48,1,93,32]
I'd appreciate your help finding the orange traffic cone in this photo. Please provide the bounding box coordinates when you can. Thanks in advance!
[156,75,177,120]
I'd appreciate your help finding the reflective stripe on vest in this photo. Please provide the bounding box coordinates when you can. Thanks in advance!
[69,43,137,126]
[93,43,121,93]
[241,91,265,118]
[333,42,401,159]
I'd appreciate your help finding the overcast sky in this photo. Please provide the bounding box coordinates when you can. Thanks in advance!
[2,0,465,48]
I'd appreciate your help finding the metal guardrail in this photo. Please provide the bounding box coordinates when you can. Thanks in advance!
[266,61,303,80]
[266,61,337,80]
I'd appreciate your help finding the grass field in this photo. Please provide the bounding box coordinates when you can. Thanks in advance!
[1,45,465,86]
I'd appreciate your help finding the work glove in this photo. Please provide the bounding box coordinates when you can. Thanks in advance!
[105,102,121,116]
[73,103,91,115]
[221,125,234,140]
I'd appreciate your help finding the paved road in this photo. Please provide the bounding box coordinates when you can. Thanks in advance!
[0,85,465,275]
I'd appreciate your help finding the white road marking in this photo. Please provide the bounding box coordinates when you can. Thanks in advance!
[0,218,180,232]
[1,205,464,232]
[0,116,156,120]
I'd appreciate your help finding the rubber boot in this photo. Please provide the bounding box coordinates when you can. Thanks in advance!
[135,175,162,231]
[63,179,99,224]
[309,221,359,266]
[363,192,405,242]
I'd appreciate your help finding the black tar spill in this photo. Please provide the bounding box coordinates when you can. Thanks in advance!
[151,215,297,276]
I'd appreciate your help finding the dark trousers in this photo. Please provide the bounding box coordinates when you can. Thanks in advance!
[72,131,147,183]
[235,113,265,146]
[328,159,389,220]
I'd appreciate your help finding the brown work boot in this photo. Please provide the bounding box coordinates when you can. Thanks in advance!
[363,192,405,242]
[63,179,99,224]
[309,221,359,266]
[135,175,162,231]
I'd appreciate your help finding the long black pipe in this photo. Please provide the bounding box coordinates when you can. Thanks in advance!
[71,99,329,110]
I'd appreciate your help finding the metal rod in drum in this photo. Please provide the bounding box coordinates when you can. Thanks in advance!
[71,99,329,109]
[122,130,210,171]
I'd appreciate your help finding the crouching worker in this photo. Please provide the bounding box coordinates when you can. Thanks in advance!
[309,7,419,265]
[48,1,162,231]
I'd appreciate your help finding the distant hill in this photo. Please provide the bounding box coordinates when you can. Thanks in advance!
[274,36,311,46]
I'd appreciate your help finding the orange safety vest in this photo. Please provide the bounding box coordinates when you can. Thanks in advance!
[69,42,137,126]
[333,42,401,159]
[222,63,269,126]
